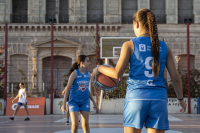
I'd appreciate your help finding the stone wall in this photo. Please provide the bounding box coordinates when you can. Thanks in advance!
[0,23,199,96]
[0,0,200,24]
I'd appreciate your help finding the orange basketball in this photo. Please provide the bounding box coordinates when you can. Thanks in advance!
[96,73,118,88]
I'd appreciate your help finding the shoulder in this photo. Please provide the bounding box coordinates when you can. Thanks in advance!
[121,41,133,51]
[72,70,77,76]
[121,41,134,56]
[70,70,77,78]
[123,41,133,48]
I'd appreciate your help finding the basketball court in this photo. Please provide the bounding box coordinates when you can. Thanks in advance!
[0,114,199,133]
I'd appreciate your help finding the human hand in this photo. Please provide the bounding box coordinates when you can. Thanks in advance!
[92,66,100,83]
[93,101,99,112]
[178,100,187,113]
[62,90,65,95]
[61,104,66,114]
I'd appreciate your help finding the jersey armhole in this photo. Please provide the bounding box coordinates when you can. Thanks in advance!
[130,39,135,59]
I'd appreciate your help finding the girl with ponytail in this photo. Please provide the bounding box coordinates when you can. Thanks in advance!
[92,8,186,133]
[61,55,98,133]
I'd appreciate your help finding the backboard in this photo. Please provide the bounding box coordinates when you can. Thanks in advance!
[100,37,134,59]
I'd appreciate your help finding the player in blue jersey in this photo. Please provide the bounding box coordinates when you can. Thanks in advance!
[61,55,98,133]
[92,8,186,133]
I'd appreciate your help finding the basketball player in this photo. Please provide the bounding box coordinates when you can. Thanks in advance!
[61,55,98,133]
[92,8,186,133]
[9,82,30,121]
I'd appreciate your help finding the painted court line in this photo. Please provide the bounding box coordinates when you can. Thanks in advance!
[0,121,11,124]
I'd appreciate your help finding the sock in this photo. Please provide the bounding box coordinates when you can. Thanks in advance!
[13,115,15,117]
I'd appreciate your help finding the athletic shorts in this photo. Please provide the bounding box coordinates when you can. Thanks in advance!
[18,102,27,106]
[123,100,169,130]
[68,98,90,113]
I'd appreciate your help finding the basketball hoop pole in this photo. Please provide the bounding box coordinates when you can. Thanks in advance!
[96,23,99,113]
[187,23,191,114]
[4,23,8,115]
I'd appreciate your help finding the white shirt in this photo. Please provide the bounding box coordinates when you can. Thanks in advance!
[18,88,27,103]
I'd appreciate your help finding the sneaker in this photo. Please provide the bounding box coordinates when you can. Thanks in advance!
[24,117,30,121]
[65,121,69,125]
[9,117,14,120]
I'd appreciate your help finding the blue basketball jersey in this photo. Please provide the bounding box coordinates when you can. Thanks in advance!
[68,69,90,103]
[126,37,168,101]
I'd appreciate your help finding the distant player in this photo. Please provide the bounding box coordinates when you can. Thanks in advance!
[9,82,30,121]
[92,8,186,133]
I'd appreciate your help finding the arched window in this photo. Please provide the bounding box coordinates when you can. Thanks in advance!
[12,0,28,23]
[122,0,137,24]
[87,0,103,23]
[178,0,194,23]
[150,0,166,23]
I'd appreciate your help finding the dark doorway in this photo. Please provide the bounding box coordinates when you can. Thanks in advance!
[42,56,72,98]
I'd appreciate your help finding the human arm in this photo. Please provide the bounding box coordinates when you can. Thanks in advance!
[61,71,77,114]
[92,41,133,81]
[166,45,187,112]
[12,91,19,103]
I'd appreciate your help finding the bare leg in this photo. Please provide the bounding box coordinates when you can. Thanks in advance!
[80,111,90,133]
[147,128,165,133]
[124,127,142,133]
[13,105,21,116]
[24,104,29,116]
[70,111,79,133]
[66,104,70,121]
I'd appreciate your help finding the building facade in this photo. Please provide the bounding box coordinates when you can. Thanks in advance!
[0,0,200,97]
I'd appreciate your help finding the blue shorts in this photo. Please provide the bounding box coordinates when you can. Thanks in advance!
[18,102,27,106]
[123,100,169,130]
[68,98,90,113]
